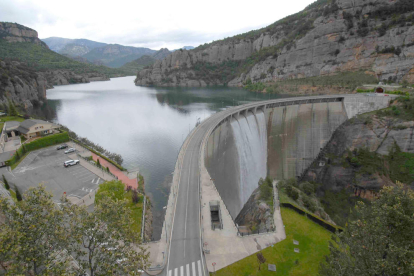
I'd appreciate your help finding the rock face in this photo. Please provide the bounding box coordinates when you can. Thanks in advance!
[0,23,110,113]
[135,0,414,87]
[0,22,46,46]
[303,114,414,196]
[235,187,274,232]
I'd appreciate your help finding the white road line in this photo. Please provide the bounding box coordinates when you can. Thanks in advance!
[180,266,183,276]
[186,264,190,276]
[174,267,178,276]
[168,270,172,276]
[197,260,202,276]
[192,262,196,276]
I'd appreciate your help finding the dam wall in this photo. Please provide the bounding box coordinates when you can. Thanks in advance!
[204,95,393,220]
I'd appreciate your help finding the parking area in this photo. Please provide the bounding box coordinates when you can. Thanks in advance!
[1,144,104,202]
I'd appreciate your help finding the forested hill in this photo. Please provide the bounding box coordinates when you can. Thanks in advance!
[0,22,130,114]
[135,0,414,89]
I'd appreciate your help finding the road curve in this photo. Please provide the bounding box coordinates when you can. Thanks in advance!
[163,94,363,276]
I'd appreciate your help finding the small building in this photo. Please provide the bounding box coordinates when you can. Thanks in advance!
[16,119,60,140]
[4,121,21,141]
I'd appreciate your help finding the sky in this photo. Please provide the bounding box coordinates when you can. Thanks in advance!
[1,0,316,50]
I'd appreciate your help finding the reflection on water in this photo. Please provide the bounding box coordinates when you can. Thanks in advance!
[46,76,289,239]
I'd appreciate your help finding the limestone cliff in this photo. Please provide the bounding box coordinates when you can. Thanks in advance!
[135,0,414,87]
[303,104,414,196]
[0,23,110,112]
[0,22,46,46]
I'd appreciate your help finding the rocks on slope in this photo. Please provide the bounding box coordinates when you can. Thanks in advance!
[135,0,414,87]
[303,114,414,197]
[0,23,109,112]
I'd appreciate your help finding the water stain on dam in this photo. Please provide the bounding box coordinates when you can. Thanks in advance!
[205,101,348,219]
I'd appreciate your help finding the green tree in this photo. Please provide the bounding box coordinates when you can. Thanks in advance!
[95,180,125,204]
[15,186,22,201]
[96,158,101,168]
[2,174,9,190]
[62,194,149,276]
[7,99,18,116]
[320,183,414,276]
[0,185,71,275]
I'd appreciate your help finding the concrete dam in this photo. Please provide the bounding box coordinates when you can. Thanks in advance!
[204,95,392,219]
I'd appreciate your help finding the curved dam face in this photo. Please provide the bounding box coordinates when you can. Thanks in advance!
[204,95,392,219]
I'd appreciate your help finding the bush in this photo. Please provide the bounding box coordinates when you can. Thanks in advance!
[15,186,22,201]
[302,195,316,212]
[2,174,10,190]
[289,188,299,201]
[95,180,125,204]
[301,182,314,195]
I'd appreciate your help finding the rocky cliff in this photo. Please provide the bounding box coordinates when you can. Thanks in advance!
[303,100,414,196]
[0,22,46,46]
[135,0,414,87]
[0,23,111,113]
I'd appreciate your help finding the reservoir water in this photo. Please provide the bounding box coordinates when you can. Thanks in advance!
[46,76,289,239]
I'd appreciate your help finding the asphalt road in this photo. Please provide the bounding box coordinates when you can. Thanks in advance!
[162,95,353,276]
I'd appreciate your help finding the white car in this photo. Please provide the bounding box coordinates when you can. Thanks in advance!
[64,160,79,167]
[64,148,76,154]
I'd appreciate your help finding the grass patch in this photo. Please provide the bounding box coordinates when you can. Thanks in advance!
[215,207,332,276]
[10,151,30,170]
[124,190,144,235]
[0,116,25,123]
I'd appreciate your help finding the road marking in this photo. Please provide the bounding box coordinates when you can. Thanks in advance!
[168,270,172,276]
[180,266,183,276]
[174,267,177,276]
[192,262,196,276]
[186,264,190,276]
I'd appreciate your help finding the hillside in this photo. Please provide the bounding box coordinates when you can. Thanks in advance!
[135,0,414,89]
[120,48,172,74]
[41,37,107,54]
[0,23,131,113]
[82,44,156,67]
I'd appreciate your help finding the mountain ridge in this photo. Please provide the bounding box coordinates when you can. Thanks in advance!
[135,0,414,88]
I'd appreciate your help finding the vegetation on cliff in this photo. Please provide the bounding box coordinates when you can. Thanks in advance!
[0,40,129,77]
[320,184,414,276]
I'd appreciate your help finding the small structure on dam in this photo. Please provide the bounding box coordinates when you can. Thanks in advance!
[205,95,393,222]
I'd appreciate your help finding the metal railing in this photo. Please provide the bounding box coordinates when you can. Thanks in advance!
[76,153,117,179]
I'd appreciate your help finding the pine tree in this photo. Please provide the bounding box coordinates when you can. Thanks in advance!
[2,174,10,190]
[96,158,101,168]
[7,99,18,116]
[15,187,22,201]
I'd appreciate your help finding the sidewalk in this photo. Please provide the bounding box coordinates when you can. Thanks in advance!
[200,148,286,272]
[91,152,138,189]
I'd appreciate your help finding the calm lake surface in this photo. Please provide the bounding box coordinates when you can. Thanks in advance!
[46,76,290,239]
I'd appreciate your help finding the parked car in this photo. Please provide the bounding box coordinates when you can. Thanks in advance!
[64,160,79,167]
[57,144,68,150]
[64,148,76,154]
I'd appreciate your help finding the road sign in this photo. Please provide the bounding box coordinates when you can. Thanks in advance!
[212,262,216,266]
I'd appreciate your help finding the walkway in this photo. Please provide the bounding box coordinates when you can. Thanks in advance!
[91,152,138,189]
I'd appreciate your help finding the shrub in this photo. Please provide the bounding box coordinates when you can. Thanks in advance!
[302,195,316,212]
[290,188,299,201]
[301,182,315,195]
[2,174,10,190]
[15,186,22,201]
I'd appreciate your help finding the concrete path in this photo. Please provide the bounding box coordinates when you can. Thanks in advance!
[91,152,138,189]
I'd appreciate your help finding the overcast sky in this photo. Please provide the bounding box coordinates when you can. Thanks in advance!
[1,0,316,50]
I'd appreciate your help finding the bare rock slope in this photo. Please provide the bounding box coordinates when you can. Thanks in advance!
[135,0,414,87]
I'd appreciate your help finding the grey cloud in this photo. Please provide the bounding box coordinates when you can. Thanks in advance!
[0,1,57,27]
